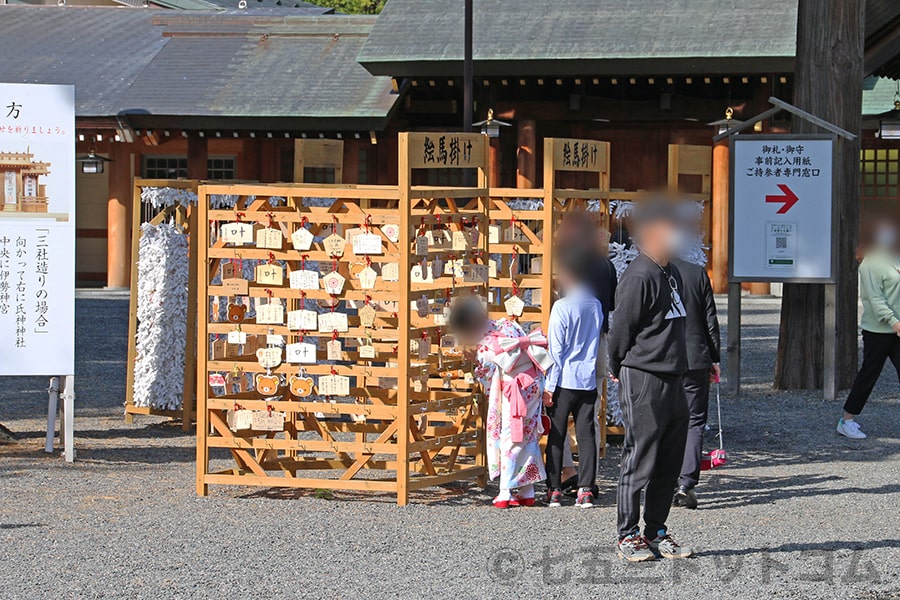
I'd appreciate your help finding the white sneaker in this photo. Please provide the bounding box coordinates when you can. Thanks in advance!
[837,418,867,439]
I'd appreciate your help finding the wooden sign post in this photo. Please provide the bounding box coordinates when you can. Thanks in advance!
[294,139,344,184]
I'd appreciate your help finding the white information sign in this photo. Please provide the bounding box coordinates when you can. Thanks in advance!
[0,83,75,375]
[730,135,833,282]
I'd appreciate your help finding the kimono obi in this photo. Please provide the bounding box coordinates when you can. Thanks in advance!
[488,328,554,377]
[487,328,554,442]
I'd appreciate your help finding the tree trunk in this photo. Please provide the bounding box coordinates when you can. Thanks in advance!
[774,0,864,390]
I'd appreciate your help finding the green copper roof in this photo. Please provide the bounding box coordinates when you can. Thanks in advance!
[0,7,398,127]
[359,0,799,77]
[863,76,899,116]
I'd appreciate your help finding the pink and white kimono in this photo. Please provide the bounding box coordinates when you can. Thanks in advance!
[475,319,554,493]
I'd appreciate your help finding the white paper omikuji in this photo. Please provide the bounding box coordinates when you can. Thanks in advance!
[303,197,337,208]
[132,221,190,410]
[140,186,198,210]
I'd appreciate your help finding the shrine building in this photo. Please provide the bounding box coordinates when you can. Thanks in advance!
[0,0,898,291]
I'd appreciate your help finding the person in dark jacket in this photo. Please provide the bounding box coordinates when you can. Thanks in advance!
[556,215,618,492]
[609,200,692,562]
[671,259,721,510]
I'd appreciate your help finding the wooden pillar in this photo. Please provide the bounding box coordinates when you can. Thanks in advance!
[746,82,770,296]
[749,282,771,295]
[488,136,501,188]
[258,140,277,183]
[343,140,360,184]
[238,139,260,181]
[711,140,729,293]
[187,134,208,181]
[384,135,398,186]
[516,119,536,188]
[106,142,131,288]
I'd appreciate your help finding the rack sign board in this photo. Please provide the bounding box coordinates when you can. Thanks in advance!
[0,83,75,375]
[729,134,835,283]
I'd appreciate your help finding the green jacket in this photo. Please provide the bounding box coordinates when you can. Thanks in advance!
[859,249,900,334]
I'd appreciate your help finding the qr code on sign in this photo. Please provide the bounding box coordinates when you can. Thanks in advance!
[775,236,788,249]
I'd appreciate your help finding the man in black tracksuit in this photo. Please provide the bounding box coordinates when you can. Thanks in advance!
[609,202,691,562]
[672,259,721,510]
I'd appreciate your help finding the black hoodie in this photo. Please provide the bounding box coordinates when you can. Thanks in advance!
[608,254,688,377]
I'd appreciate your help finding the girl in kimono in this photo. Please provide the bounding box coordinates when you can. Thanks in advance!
[450,296,552,508]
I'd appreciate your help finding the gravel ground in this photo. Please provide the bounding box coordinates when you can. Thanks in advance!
[1,291,898,600]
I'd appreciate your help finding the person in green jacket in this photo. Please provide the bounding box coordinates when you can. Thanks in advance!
[839,217,900,439]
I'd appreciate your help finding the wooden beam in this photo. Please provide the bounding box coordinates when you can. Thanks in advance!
[124,179,143,423]
[397,133,412,506]
[195,185,210,496]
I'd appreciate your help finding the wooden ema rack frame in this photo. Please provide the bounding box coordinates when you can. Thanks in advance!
[124,178,200,430]
[195,133,490,505]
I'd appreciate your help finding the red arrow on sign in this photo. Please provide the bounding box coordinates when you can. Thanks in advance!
[765,184,799,214]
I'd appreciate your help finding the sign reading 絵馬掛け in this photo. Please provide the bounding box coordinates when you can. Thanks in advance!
[551,137,605,172]
[0,83,75,376]
[729,134,834,283]
[406,132,484,169]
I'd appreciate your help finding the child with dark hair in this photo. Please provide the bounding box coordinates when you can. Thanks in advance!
[449,295,552,508]
[543,247,604,508]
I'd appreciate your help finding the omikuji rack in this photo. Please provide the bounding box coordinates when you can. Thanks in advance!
[125,178,200,430]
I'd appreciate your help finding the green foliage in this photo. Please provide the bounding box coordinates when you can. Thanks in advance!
[307,0,385,14]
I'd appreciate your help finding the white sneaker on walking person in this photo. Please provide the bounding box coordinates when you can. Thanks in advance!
[837,418,867,439]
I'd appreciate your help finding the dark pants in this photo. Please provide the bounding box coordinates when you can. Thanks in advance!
[545,387,597,490]
[678,368,711,490]
[844,330,900,416]
[616,367,689,539]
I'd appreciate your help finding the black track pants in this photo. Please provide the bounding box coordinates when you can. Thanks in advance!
[616,367,689,539]
[545,387,597,491]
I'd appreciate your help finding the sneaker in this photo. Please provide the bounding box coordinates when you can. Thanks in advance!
[837,418,867,439]
[648,530,693,559]
[566,482,600,498]
[575,487,594,508]
[616,532,655,562]
[672,485,698,509]
[546,489,563,507]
